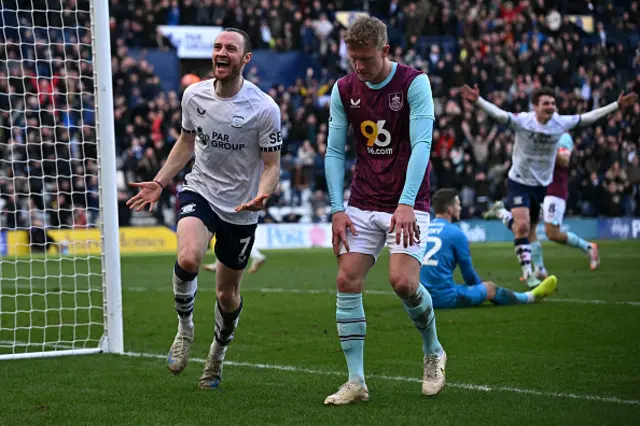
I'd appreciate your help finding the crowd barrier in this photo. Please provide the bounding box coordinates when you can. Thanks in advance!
[1,219,638,256]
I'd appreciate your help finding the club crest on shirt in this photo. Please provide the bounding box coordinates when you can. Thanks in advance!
[388,92,403,111]
[231,115,244,128]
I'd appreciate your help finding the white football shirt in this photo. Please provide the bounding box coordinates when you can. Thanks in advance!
[506,111,580,186]
[181,79,282,225]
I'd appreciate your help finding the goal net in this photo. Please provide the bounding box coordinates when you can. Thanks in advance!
[0,0,122,359]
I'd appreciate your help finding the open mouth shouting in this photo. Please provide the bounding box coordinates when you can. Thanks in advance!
[215,58,230,71]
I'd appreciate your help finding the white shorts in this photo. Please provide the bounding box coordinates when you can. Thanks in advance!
[542,195,566,226]
[338,205,430,263]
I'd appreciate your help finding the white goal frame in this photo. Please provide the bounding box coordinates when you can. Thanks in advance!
[0,0,123,360]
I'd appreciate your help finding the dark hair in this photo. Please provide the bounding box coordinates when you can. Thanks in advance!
[532,87,555,105]
[221,27,252,54]
[432,189,458,214]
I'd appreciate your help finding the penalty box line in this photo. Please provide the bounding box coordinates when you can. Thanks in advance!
[123,350,640,407]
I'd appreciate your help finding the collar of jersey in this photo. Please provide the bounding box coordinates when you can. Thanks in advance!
[365,61,397,90]
[211,78,246,100]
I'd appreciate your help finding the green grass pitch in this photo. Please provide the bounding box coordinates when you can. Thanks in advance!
[1,240,639,425]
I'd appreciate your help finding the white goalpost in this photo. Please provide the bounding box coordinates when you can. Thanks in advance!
[0,0,123,359]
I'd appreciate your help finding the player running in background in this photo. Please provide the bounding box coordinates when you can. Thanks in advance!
[462,84,637,288]
[324,16,445,405]
[423,189,557,309]
[487,133,600,277]
[126,28,281,389]
[203,246,267,274]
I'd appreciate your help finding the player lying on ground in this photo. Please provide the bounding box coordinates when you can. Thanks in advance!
[203,247,267,274]
[324,16,445,405]
[422,189,557,308]
[126,28,281,389]
[462,84,637,288]
[486,133,599,278]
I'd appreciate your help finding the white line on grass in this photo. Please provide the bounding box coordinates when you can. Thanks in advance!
[2,341,638,406]
[4,284,640,306]
[123,350,640,406]
[124,286,640,306]
[544,298,640,306]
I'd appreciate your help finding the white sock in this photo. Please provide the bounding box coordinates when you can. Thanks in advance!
[210,340,229,362]
[500,209,513,228]
[515,240,532,279]
[173,273,197,333]
[525,292,535,303]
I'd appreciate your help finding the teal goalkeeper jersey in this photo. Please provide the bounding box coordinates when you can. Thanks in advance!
[420,217,482,291]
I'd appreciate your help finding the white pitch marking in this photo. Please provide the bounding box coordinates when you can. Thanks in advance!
[124,286,640,306]
[2,342,638,406]
[3,284,640,306]
[122,351,640,406]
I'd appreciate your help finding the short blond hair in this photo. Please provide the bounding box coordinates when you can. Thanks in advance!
[344,16,388,50]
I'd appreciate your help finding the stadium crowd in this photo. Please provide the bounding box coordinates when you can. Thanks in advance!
[1,1,639,232]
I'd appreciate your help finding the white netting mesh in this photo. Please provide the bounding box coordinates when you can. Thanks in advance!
[0,0,105,356]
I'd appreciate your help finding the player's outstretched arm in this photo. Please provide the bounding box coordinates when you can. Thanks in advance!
[128,85,199,212]
[126,131,196,212]
[153,131,197,188]
[235,150,280,212]
[576,92,638,127]
[461,84,510,125]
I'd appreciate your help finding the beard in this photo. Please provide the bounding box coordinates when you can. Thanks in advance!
[214,62,242,81]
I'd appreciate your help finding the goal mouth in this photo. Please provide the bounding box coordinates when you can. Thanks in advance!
[0,0,122,359]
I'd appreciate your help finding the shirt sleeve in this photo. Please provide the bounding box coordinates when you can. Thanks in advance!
[181,88,195,133]
[577,101,619,126]
[555,114,581,131]
[399,74,434,206]
[476,96,511,126]
[505,112,529,130]
[454,231,482,285]
[328,82,349,129]
[258,102,283,152]
[408,74,435,123]
[325,83,349,214]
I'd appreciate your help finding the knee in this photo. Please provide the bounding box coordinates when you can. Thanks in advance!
[177,246,203,273]
[513,219,529,237]
[389,273,418,299]
[216,286,239,308]
[544,224,560,242]
[483,281,497,300]
[336,270,363,293]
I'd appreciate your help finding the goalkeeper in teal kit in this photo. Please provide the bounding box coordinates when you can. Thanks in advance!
[421,189,557,309]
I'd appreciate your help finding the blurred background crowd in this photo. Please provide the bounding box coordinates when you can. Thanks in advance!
[1,0,639,233]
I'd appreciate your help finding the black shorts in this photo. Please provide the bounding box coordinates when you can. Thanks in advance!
[177,191,257,270]
[506,178,547,224]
